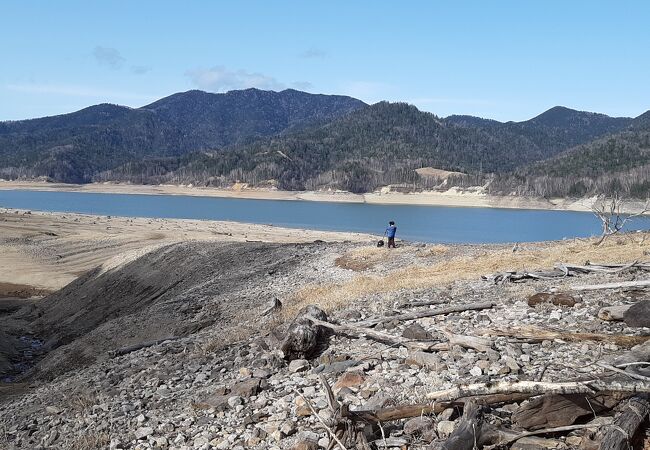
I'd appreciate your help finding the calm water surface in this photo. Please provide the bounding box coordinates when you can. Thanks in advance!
[1,189,648,244]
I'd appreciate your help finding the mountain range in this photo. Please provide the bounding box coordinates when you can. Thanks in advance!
[1,88,648,197]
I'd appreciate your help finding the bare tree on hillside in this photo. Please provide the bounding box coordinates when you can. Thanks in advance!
[591,193,650,245]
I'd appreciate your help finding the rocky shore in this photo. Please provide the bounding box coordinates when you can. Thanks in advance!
[1,221,650,449]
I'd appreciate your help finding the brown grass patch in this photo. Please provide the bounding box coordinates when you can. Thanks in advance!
[335,246,410,271]
[286,234,650,317]
[66,433,111,450]
[416,244,450,258]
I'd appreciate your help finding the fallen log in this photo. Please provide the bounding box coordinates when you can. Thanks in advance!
[484,262,650,285]
[598,396,650,450]
[570,279,650,292]
[397,298,449,309]
[344,393,535,424]
[426,380,650,402]
[355,302,495,328]
[482,325,649,348]
[109,336,181,357]
[307,317,437,351]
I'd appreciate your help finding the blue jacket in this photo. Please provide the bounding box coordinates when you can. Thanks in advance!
[385,225,397,238]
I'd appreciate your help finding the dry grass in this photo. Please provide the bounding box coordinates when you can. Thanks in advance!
[196,325,257,355]
[335,246,412,271]
[63,390,100,413]
[415,244,450,258]
[65,432,111,450]
[285,233,650,317]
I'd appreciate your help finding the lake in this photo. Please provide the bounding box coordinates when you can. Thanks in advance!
[0,189,647,243]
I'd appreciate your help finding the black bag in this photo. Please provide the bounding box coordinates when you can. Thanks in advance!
[377,240,385,247]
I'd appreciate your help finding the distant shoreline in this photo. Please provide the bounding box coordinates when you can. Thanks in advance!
[0,180,646,214]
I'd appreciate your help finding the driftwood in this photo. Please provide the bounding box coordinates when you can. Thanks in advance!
[598,396,650,450]
[432,401,483,450]
[355,301,495,327]
[484,261,650,285]
[109,336,181,357]
[307,317,437,351]
[482,324,649,348]
[280,305,329,361]
[397,298,449,309]
[309,317,494,353]
[426,380,650,402]
[512,393,625,430]
[571,279,650,292]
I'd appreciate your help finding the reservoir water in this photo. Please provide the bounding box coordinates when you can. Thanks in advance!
[0,189,648,244]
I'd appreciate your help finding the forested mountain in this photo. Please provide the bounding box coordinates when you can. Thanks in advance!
[490,112,650,197]
[1,87,647,197]
[99,102,636,193]
[0,89,365,182]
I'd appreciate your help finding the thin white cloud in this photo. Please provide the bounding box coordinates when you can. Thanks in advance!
[6,83,156,102]
[93,46,126,69]
[130,65,152,75]
[185,66,285,92]
[299,47,327,59]
[185,65,311,93]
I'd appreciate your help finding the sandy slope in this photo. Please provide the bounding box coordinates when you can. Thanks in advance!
[1,180,635,212]
[0,208,371,294]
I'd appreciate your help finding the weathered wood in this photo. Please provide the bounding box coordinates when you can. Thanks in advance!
[280,305,329,361]
[512,393,624,430]
[355,302,495,327]
[109,336,181,357]
[598,305,632,321]
[426,380,650,402]
[397,298,449,308]
[484,262,650,285]
[598,396,650,450]
[344,393,535,424]
[308,317,437,350]
[482,324,649,348]
[571,279,650,292]
[612,340,650,366]
[432,401,483,450]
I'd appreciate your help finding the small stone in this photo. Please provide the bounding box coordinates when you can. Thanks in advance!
[45,406,62,415]
[227,395,243,407]
[469,366,483,376]
[403,416,435,436]
[289,359,310,373]
[134,427,154,440]
[437,420,456,437]
[333,372,365,391]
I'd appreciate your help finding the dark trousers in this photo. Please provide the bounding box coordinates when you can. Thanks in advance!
[387,237,396,248]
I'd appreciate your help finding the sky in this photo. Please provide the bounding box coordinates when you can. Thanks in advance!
[1,1,649,122]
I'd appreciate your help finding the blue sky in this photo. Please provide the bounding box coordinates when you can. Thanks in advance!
[2,1,649,121]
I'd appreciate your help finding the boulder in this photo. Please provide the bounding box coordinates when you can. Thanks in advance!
[623,300,650,327]
[402,323,434,340]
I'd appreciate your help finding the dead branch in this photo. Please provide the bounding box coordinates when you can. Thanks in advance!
[355,301,495,327]
[570,279,650,292]
[598,396,650,450]
[426,380,650,402]
[109,336,181,357]
[591,194,650,246]
[397,298,450,308]
[482,324,649,348]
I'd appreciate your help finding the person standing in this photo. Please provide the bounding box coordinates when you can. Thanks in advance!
[385,221,397,248]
